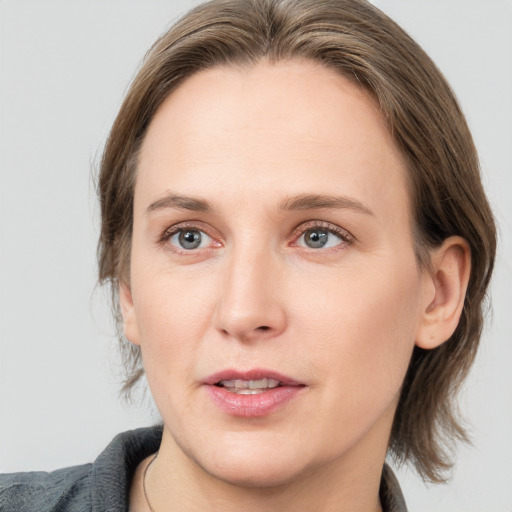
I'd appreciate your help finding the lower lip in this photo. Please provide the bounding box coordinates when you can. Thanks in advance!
[205,385,304,417]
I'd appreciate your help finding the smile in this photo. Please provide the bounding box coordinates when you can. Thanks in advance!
[216,378,281,394]
[204,370,306,417]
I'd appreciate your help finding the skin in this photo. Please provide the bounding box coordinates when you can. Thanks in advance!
[121,60,470,512]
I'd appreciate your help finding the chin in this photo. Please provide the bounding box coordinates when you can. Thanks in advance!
[203,457,309,489]
[184,432,314,489]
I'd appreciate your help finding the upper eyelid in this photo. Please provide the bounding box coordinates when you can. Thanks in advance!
[291,220,354,242]
[161,221,218,241]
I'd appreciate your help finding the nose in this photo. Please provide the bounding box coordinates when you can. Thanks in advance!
[213,247,287,343]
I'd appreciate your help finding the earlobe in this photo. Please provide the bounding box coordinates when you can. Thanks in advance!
[416,236,471,350]
[119,280,140,346]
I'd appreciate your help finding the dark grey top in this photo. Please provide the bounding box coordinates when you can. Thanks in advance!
[0,426,407,511]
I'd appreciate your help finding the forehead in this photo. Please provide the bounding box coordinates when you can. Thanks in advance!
[137,59,410,222]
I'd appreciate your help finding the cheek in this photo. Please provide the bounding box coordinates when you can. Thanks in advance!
[130,265,215,380]
[291,258,421,404]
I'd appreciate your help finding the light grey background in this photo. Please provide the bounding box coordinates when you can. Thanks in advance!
[1,1,511,510]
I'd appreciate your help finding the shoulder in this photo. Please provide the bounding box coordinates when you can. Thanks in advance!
[380,464,408,512]
[0,426,163,512]
[0,463,92,512]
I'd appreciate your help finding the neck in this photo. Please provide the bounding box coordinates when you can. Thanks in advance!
[141,427,386,512]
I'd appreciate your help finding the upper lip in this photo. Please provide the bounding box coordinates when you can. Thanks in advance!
[203,369,304,387]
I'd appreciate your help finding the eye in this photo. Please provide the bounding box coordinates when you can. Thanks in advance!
[168,229,213,250]
[293,223,352,250]
[298,228,341,249]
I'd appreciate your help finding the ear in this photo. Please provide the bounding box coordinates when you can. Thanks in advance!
[119,280,140,346]
[416,236,471,350]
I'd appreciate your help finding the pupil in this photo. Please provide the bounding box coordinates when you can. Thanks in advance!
[179,230,201,249]
[306,229,328,248]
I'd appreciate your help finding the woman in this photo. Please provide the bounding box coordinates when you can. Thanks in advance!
[0,0,497,511]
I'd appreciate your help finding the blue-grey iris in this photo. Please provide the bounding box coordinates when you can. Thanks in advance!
[179,230,202,249]
[304,229,328,248]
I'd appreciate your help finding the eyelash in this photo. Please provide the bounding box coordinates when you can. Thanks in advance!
[290,220,353,250]
[159,222,219,254]
[159,220,354,254]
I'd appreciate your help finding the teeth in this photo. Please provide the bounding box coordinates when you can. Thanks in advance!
[219,378,280,393]
[249,378,270,389]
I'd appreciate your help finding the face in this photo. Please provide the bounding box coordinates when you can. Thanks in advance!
[122,60,433,487]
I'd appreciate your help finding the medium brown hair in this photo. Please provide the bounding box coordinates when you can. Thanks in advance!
[97,0,496,482]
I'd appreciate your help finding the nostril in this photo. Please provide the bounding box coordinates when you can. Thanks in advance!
[257,326,270,332]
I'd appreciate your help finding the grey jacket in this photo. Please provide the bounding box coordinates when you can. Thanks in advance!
[0,426,407,511]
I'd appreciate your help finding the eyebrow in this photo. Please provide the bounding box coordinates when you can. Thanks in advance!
[146,193,214,214]
[146,192,374,216]
[280,194,374,215]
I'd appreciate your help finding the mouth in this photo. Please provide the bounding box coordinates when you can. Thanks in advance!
[203,369,306,417]
[215,377,282,395]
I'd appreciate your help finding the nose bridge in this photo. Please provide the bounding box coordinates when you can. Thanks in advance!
[214,239,286,341]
